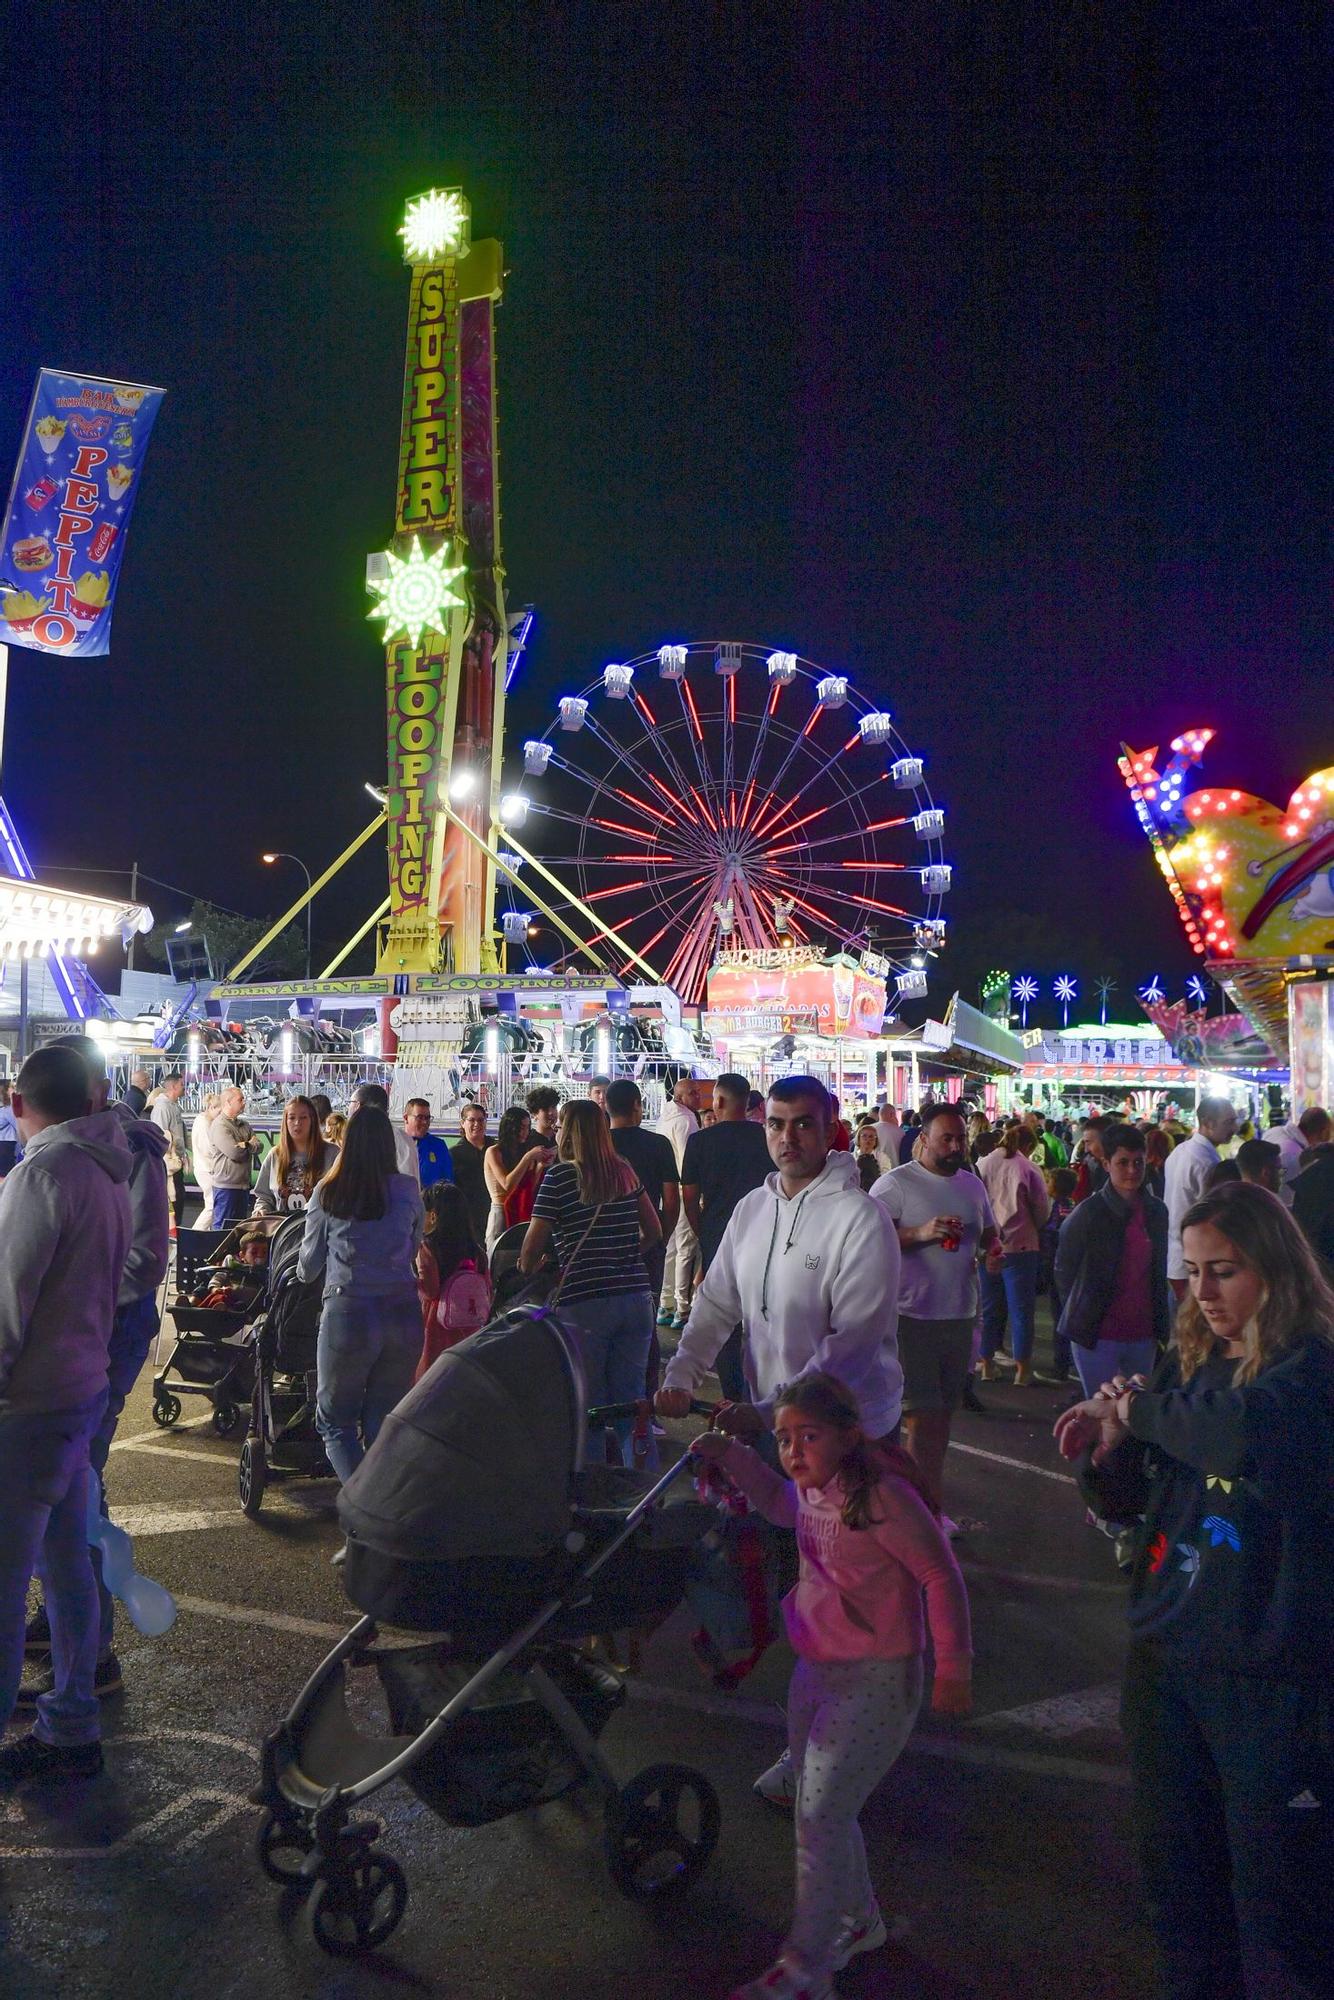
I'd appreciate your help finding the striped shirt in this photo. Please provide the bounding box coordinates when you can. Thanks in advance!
[532,1161,649,1304]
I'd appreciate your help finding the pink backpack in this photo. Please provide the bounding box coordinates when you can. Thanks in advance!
[436,1258,492,1341]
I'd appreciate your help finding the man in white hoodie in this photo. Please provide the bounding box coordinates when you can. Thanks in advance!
[656,1075,903,1440]
[0,1045,132,1789]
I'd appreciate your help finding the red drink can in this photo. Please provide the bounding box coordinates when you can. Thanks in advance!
[940,1229,961,1252]
[23,478,56,512]
[89,521,118,562]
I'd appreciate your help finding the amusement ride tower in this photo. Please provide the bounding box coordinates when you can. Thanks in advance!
[368,187,508,976]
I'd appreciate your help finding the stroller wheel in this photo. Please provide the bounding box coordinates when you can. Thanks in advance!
[306,1849,407,1957]
[605,1763,720,1900]
[254,1807,311,1886]
[212,1401,241,1438]
[152,1392,182,1428]
[239,1438,268,1517]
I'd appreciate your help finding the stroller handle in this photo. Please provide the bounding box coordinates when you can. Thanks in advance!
[587,1397,714,1423]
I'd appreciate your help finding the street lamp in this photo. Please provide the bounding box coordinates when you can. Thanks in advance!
[261,851,313,981]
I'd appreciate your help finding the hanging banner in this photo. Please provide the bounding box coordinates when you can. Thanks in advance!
[1,369,165,658]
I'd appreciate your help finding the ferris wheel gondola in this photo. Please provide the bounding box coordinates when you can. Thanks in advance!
[497,642,951,1003]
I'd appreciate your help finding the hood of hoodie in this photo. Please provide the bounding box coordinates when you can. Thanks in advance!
[761,1148,861,1203]
[109,1097,170,1162]
[20,1109,134,1183]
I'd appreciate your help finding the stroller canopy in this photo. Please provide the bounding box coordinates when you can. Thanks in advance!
[338,1308,588,1564]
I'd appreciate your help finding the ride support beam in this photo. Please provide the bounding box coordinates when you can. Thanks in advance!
[225,812,388,981]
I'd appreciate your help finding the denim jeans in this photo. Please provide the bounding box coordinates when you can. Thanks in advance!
[0,1393,108,1747]
[564,1289,655,1466]
[210,1186,250,1228]
[979,1250,1041,1363]
[92,1292,161,1652]
[1073,1336,1159,1399]
[315,1290,422,1484]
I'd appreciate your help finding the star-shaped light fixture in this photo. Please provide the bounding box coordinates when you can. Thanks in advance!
[399,188,471,265]
[367,537,466,648]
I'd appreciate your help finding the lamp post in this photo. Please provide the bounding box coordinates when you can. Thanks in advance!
[261,852,313,981]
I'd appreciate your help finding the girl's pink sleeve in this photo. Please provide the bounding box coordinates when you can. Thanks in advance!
[873,1477,973,1677]
[717,1441,799,1530]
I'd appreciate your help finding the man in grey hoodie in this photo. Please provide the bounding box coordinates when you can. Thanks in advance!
[0,1045,132,1788]
[20,1036,169,1707]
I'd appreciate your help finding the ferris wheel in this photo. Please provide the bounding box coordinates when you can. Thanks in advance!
[497,642,951,1002]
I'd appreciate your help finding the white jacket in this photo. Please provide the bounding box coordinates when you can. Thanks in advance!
[662,1151,903,1436]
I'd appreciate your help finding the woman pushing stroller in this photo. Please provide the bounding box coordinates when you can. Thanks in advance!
[695,1371,971,2000]
[517,1098,661,1466]
[297,1105,422,1484]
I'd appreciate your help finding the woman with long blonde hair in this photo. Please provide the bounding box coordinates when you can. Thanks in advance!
[519,1098,662,1462]
[1055,1182,1334,1997]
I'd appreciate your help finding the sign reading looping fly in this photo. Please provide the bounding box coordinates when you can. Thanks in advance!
[1,370,165,658]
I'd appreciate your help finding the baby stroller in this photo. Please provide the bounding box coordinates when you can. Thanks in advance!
[152,1223,266,1436]
[252,1305,720,1957]
[237,1212,330,1516]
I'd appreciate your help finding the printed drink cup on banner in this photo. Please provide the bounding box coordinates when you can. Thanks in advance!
[0,368,165,659]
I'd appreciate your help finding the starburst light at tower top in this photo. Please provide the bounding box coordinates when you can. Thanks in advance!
[372,186,509,974]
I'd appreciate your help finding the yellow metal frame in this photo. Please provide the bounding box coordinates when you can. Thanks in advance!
[224,812,387,981]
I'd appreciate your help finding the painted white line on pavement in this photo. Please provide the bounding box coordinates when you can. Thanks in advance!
[627,1680,1129,1787]
[0,1733,253,1862]
[948,1439,1073,1485]
[108,1439,235,1467]
[112,1504,249,1537]
[973,1682,1122,1739]
[173,1592,351,1641]
[108,1413,214,1452]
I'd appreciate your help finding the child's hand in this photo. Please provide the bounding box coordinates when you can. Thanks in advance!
[690,1431,732,1462]
[930,1676,973,1719]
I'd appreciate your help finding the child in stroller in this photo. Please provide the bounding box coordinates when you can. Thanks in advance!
[252,1303,722,1957]
[152,1218,277,1435]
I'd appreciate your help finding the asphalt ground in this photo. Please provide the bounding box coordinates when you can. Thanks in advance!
[0,1284,1158,2000]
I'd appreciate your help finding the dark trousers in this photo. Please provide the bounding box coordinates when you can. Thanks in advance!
[1122,1645,1333,2000]
[716,1326,747,1401]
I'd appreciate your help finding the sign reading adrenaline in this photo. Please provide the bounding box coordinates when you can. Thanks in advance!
[1,369,165,657]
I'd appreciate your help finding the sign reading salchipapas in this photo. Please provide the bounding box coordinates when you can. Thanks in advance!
[1,369,165,657]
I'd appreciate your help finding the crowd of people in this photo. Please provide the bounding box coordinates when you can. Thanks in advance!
[0,1051,1330,1998]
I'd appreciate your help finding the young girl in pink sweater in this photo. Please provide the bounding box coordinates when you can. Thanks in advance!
[695,1372,972,2000]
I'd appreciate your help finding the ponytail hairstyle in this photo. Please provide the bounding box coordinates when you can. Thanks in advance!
[771,1370,939,1526]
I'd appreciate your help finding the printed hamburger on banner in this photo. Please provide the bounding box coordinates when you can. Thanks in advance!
[1,368,165,658]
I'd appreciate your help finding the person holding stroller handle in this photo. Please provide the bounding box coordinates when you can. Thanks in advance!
[297,1106,423,1485]
[1054,1182,1334,2000]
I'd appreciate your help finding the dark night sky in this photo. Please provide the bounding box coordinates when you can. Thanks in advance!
[0,2,1327,1019]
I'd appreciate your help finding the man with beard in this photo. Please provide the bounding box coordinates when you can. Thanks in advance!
[872,1104,1001,1511]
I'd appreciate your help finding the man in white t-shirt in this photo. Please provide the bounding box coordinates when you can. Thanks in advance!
[871,1103,1000,1506]
[656,1072,700,1327]
[1163,1095,1237,1296]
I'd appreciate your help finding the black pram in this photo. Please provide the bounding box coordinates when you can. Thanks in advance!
[237,1212,329,1515]
[252,1305,720,1957]
[152,1225,264,1436]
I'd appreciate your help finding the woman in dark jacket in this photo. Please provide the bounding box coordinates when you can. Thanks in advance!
[1053,1124,1170,1397]
[1054,1182,1334,2000]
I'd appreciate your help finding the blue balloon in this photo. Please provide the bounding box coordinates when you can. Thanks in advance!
[86,1471,177,1637]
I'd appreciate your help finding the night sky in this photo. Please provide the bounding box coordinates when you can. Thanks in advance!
[1,3,1327,1021]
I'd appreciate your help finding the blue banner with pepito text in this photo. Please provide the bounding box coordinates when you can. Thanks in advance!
[1,368,165,657]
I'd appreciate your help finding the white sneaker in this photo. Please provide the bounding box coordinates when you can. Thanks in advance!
[753,1747,798,1808]
[831,1908,889,1970]
[727,1961,832,2000]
